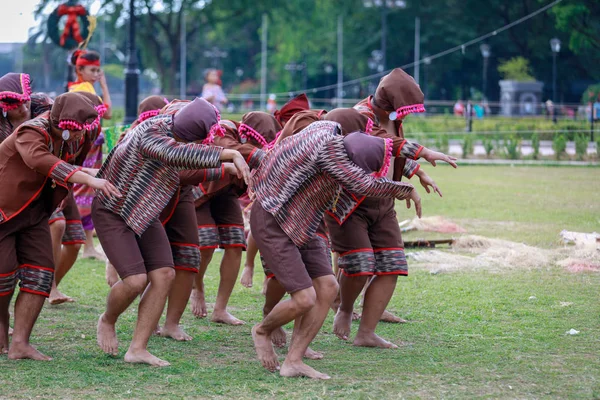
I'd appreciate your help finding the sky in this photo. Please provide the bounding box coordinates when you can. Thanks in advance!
[0,0,102,43]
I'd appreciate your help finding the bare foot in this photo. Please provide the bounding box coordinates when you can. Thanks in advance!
[380,310,407,323]
[160,324,192,341]
[153,325,161,336]
[271,327,287,348]
[0,329,8,354]
[352,312,361,321]
[240,266,254,288]
[211,310,245,326]
[105,261,119,288]
[333,310,352,341]
[304,347,324,360]
[82,248,107,261]
[280,360,330,379]
[124,348,170,367]
[97,314,118,356]
[252,324,279,372]
[8,342,52,361]
[353,332,398,349]
[48,287,75,305]
[190,287,207,318]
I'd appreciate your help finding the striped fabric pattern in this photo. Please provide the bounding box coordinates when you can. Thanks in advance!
[251,121,413,247]
[19,264,54,297]
[97,116,223,236]
[171,243,201,272]
[0,270,17,296]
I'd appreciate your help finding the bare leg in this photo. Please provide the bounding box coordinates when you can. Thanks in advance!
[363,276,406,323]
[211,247,245,325]
[160,269,194,341]
[330,254,341,313]
[0,293,13,354]
[252,287,317,372]
[97,273,148,356]
[333,274,369,340]
[82,230,106,260]
[191,248,214,318]
[288,316,324,360]
[105,260,119,288]
[240,232,258,288]
[124,267,175,366]
[49,244,81,305]
[354,275,399,349]
[262,277,287,348]
[8,292,51,361]
[49,220,66,267]
[280,275,338,379]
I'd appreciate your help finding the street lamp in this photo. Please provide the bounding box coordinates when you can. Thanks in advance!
[363,0,407,71]
[479,43,491,102]
[124,0,140,125]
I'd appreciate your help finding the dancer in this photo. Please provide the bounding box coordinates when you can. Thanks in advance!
[69,49,112,261]
[249,120,420,379]
[322,108,455,348]
[273,93,310,127]
[93,97,249,366]
[48,91,107,305]
[104,95,170,288]
[0,92,119,359]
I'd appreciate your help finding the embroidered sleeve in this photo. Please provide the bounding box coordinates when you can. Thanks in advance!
[179,166,226,185]
[246,148,266,170]
[318,137,414,200]
[370,125,423,159]
[139,120,223,170]
[403,158,420,179]
[15,128,80,185]
[214,129,264,169]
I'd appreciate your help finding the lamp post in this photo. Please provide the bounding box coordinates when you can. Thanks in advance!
[550,38,561,123]
[363,0,407,72]
[124,0,139,125]
[479,43,491,102]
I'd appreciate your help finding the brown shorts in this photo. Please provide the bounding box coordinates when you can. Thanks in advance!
[0,199,54,297]
[49,194,86,245]
[163,187,200,273]
[195,189,246,250]
[251,202,333,293]
[325,197,407,277]
[92,199,174,279]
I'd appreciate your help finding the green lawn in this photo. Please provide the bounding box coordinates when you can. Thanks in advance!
[2,166,599,399]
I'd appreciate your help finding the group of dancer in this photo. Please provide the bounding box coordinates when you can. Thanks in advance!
[0,49,458,379]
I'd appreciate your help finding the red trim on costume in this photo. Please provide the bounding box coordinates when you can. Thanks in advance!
[64,167,82,183]
[0,271,17,277]
[374,270,408,276]
[197,224,218,229]
[62,240,85,245]
[19,288,50,297]
[408,163,420,179]
[48,217,66,225]
[220,243,247,249]
[340,248,374,256]
[266,273,275,279]
[170,242,200,249]
[48,161,64,178]
[174,266,199,273]
[395,140,407,158]
[1,177,49,223]
[20,264,54,273]
[414,145,424,160]
[199,184,207,194]
[341,270,374,277]
[373,247,405,252]
[0,290,15,297]
[245,147,258,163]
[315,233,329,241]
[65,219,82,224]
[198,245,219,250]
[161,189,180,226]
[216,224,245,228]
[373,138,393,178]
[325,195,365,226]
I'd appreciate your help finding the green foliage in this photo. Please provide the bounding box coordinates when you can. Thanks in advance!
[531,132,540,160]
[462,134,473,158]
[553,134,567,160]
[435,134,449,153]
[504,135,520,160]
[574,133,588,161]
[498,57,535,82]
[102,64,124,80]
[482,137,494,157]
[581,83,600,104]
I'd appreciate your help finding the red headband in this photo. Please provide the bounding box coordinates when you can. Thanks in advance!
[76,58,101,67]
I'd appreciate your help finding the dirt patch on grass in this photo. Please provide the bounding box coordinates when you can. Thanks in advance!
[408,235,600,274]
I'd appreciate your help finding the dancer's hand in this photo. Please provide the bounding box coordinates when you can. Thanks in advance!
[223,162,242,179]
[406,190,422,218]
[89,177,121,198]
[81,167,99,177]
[419,148,458,168]
[416,170,442,197]
[232,152,251,185]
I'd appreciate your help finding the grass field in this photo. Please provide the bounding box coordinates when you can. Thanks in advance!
[2,166,599,399]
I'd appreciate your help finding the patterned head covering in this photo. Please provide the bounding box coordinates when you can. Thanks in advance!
[172,97,224,144]
[343,132,393,178]
[275,109,327,145]
[238,111,282,149]
[373,68,425,120]
[71,91,107,131]
[50,92,100,131]
[137,95,169,123]
[323,108,374,136]
[0,73,32,112]
[30,93,54,118]
[274,93,310,126]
